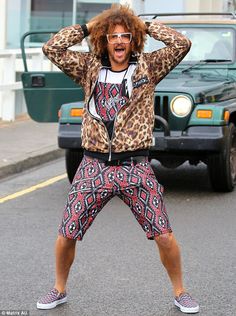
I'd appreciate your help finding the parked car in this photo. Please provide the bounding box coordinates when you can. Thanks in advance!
[21,12,236,191]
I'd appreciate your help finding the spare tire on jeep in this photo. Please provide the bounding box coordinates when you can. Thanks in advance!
[207,123,236,192]
[65,149,83,183]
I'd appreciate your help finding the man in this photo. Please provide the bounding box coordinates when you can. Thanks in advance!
[37,4,199,314]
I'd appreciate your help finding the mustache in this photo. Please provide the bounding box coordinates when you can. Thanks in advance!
[114,46,125,50]
[114,45,125,49]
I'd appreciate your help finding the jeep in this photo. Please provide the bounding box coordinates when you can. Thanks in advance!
[21,12,236,192]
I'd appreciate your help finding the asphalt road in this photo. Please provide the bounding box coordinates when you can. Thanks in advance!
[0,158,236,316]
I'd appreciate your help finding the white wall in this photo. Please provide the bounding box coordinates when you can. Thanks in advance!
[6,0,22,48]
[0,0,7,50]
[184,0,224,12]
[144,0,226,14]
[0,1,7,119]
[145,0,184,13]
[120,0,145,14]
[7,0,31,49]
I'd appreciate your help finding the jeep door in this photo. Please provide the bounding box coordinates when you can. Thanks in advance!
[20,30,84,122]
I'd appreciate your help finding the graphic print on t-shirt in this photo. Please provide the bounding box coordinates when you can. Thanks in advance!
[94,68,129,121]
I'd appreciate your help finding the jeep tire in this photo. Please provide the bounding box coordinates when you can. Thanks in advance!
[65,149,83,183]
[208,123,236,192]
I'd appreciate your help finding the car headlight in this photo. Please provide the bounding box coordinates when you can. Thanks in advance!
[170,95,192,117]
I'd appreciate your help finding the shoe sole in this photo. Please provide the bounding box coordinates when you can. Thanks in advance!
[37,296,67,309]
[174,300,199,314]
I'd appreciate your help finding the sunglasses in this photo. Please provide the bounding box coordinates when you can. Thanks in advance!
[106,32,132,44]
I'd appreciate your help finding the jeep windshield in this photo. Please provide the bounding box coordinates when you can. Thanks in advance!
[146,27,235,63]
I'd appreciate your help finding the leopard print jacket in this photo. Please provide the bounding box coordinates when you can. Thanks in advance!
[42,21,191,155]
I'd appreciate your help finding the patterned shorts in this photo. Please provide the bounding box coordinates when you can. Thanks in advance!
[59,155,172,240]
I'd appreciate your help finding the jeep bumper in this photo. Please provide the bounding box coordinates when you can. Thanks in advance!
[151,126,227,152]
[58,123,227,153]
[58,124,82,149]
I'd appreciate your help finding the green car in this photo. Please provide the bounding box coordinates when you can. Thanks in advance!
[21,13,236,192]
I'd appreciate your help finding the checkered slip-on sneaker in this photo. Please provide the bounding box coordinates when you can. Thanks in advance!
[37,288,67,309]
[174,293,199,314]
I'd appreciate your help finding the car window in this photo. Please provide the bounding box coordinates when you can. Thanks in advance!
[146,26,235,63]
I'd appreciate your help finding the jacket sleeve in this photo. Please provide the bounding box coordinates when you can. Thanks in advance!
[144,21,191,85]
[42,25,92,86]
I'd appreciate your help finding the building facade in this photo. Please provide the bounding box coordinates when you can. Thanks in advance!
[1,0,233,50]
[0,0,233,120]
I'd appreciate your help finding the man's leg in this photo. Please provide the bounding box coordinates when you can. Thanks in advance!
[54,235,77,293]
[36,235,76,309]
[155,233,185,296]
[117,160,184,296]
[155,233,199,313]
[116,161,184,297]
[154,232,184,297]
[117,160,199,313]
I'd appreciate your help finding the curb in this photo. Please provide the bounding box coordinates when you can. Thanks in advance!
[0,148,64,180]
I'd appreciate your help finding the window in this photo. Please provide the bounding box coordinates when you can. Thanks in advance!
[31,0,73,30]
[146,26,235,63]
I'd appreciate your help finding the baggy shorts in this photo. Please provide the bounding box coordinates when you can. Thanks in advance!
[59,156,172,240]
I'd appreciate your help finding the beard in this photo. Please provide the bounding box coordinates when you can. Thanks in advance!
[107,43,132,68]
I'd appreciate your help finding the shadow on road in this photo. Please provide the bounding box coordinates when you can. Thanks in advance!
[151,159,211,193]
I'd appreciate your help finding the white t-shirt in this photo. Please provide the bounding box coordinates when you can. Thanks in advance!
[94,65,136,122]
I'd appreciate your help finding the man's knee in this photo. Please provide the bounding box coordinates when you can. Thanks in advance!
[154,233,174,249]
[57,235,77,248]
